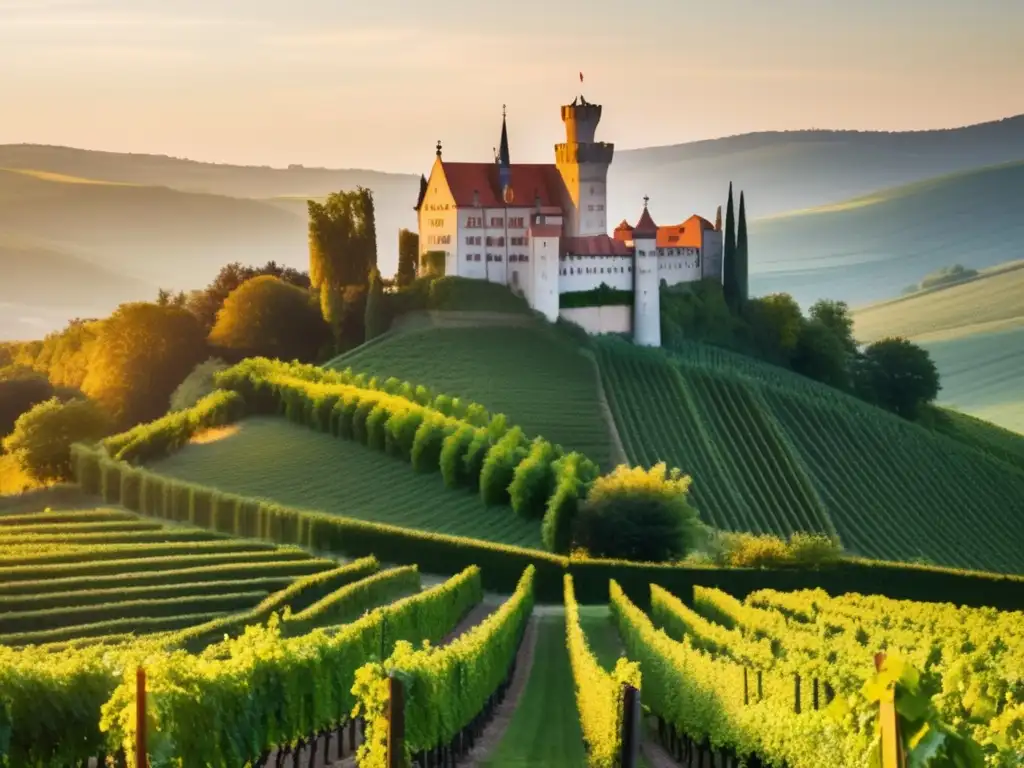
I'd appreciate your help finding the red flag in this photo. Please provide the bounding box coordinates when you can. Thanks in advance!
[579,71,584,83]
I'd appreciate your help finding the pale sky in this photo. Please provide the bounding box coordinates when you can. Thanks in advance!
[2,0,1022,174]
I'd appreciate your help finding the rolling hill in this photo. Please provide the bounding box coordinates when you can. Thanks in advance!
[853,261,1024,434]
[748,161,1024,309]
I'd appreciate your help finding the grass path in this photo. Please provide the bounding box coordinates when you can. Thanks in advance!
[479,614,588,767]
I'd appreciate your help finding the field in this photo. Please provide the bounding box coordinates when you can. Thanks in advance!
[596,337,1024,574]
[0,505,349,647]
[152,416,545,549]
[851,262,1024,434]
[749,161,1024,309]
[329,321,621,469]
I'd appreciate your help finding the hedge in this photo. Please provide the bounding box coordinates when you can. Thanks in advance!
[71,444,1024,610]
[559,283,634,309]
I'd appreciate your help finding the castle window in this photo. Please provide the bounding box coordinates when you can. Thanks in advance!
[600,268,605,274]
[497,237,505,246]
[474,254,481,262]
[496,255,503,262]
[490,217,503,227]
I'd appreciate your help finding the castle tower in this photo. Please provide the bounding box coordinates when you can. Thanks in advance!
[632,196,661,347]
[497,105,512,193]
[555,95,614,237]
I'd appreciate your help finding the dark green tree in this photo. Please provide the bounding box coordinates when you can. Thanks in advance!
[364,267,388,341]
[736,191,749,303]
[722,183,737,307]
[397,229,419,287]
[742,293,804,365]
[853,338,941,420]
[208,276,330,363]
[792,319,851,390]
[3,397,113,483]
[187,261,311,332]
[809,299,857,355]
[0,367,54,446]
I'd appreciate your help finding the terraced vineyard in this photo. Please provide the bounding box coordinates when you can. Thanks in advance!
[152,416,544,549]
[329,322,619,469]
[597,337,1024,573]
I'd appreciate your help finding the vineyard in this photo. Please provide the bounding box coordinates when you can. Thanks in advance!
[328,323,620,469]
[596,337,1024,574]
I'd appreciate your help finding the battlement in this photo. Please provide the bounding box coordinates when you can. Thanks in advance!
[561,98,603,144]
[554,142,615,166]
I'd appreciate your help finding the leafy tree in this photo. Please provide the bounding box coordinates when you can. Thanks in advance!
[208,275,330,362]
[792,319,850,390]
[188,261,311,332]
[722,183,737,307]
[337,285,369,353]
[809,299,857,355]
[853,337,941,419]
[0,367,54,446]
[742,293,803,364]
[82,302,208,427]
[169,358,229,412]
[660,280,737,349]
[736,191,749,303]
[573,463,704,562]
[397,229,419,287]
[364,267,388,341]
[2,397,112,483]
[309,187,378,341]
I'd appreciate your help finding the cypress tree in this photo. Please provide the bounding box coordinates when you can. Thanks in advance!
[723,183,737,307]
[364,266,387,341]
[736,191,749,303]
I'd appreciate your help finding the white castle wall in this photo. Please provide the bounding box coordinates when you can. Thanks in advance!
[702,231,724,282]
[531,234,560,322]
[632,236,661,347]
[418,182,457,275]
[560,305,631,335]
[558,255,633,292]
[657,247,701,286]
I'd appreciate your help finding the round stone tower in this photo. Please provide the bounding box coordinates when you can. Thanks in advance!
[555,95,614,237]
[631,197,661,348]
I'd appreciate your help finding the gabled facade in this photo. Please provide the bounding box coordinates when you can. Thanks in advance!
[415,95,726,345]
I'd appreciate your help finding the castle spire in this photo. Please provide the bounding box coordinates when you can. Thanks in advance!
[498,105,511,191]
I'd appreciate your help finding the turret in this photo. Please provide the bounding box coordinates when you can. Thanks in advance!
[632,196,661,347]
[555,94,614,238]
[497,105,511,193]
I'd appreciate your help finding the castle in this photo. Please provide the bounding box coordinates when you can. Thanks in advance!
[414,93,724,346]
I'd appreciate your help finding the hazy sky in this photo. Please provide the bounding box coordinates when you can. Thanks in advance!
[3,0,1022,173]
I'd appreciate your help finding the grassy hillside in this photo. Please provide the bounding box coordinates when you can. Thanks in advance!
[595,338,1024,575]
[327,320,621,470]
[152,417,544,549]
[749,161,1024,309]
[852,260,1024,434]
[0,507,337,647]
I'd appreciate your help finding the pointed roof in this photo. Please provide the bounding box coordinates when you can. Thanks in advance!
[498,109,510,168]
[413,173,428,212]
[633,196,657,238]
[437,162,563,209]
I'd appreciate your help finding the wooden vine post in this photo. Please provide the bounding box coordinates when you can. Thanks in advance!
[619,683,641,768]
[875,653,905,768]
[386,673,405,768]
[136,666,148,768]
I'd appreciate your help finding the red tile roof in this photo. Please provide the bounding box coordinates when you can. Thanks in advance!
[530,223,563,238]
[439,162,564,209]
[655,215,717,248]
[633,206,658,238]
[563,235,633,256]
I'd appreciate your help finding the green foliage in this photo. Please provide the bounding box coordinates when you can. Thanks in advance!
[541,453,598,554]
[809,299,857,356]
[854,337,941,419]
[186,260,311,333]
[723,182,737,308]
[710,531,843,568]
[101,389,246,464]
[0,366,54,445]
[660,279,738,350]
[559,283,634,309]
[3,397,112,483]
[508,438,561,519]
[742,293,804,365]
[364,266,389,341]
[283,565,421,635]
[792,319,851,390]
[574,463,704,563]
[396,228,419,288]
[168,358,229,412]
[480,427,530,507]
[208,275,330,363]
[735,191,749,303]
[81,302,208,428]
[353,566,534,766]
[420,250,446,277]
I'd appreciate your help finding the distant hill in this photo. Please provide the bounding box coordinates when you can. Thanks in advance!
[609,114,1024,224]
[748,161,1024,309]
[853,260,1024,434]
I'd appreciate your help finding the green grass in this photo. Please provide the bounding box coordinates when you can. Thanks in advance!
[151,416,543,549]
[327,323,619,469]
[597,338,1024,575]
[0,507,340,646]
[749,160,1024,309]
[578,605,627,672]
[481,615,588,767]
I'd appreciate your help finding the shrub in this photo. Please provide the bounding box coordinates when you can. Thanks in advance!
[480,427,530,507]
[169,358,229,412]
[573,463,703,563]
[385,408,424,460]
[0,366,55,445]
[508,438,560,519]
[3,397,113,483]
[786,532,843,567]
[411,415,450,473]
[541,453,598,554]
[440,426,476,488]
[713,532,791,568]
[462,429,492,491]
[365,403,390,451]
